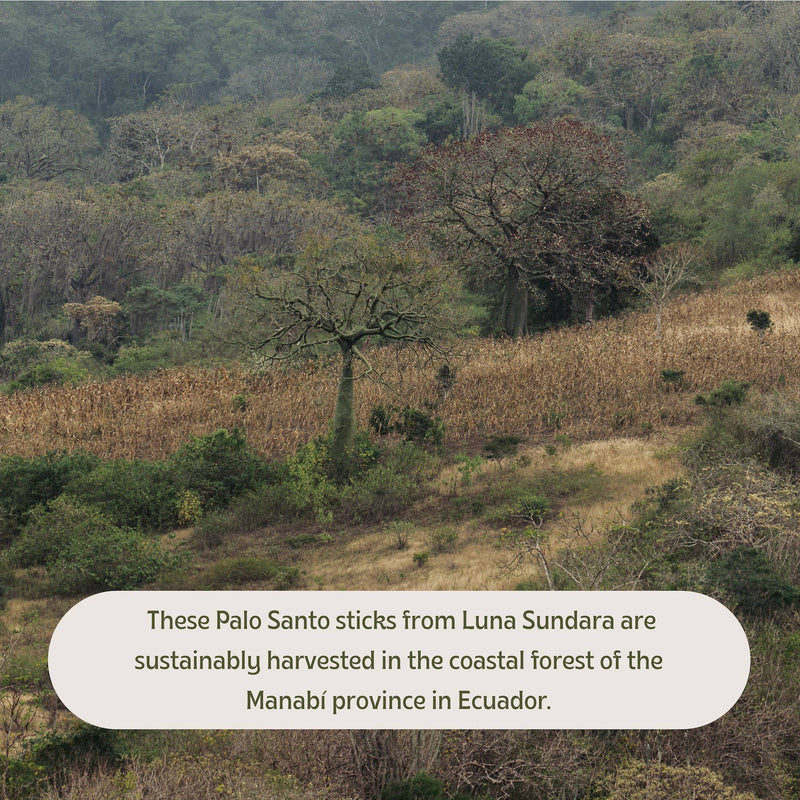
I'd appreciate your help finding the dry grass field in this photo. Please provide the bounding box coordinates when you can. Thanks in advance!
[291,432,685,592]
[1,270,799,461]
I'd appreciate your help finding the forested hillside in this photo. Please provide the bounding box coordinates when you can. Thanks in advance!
[2,3,800,800]
[2,1,800,356]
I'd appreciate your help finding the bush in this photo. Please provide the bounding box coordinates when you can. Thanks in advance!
[48,525,186,595]
[660,368,685,390]
[24,722,127,774]
[427,527,458,553]
[7,496,119,568]
[709,547,800,618]
[396,406,445,447]
[515,493,549,522]
[369,404,393,436]
[482,434,523,463]
[746,309,772,335]
[694,379,751,407]
[727,394,800,476]
[382,772,447,800]
[0,339,97,393]
[604,760,760,800]
[382,772,477,800]
[169,428,267,508]
[195,557,281,588]
[341,464,420,523]
[65,457,179,531]
[0,450,100,535]
[13,497,188,595]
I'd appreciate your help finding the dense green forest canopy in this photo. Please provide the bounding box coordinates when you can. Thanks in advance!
[2,0,800,371]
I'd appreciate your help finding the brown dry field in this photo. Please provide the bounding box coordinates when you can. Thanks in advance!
[1,270,800,461]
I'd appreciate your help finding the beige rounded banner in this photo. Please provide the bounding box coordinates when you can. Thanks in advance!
[48,591,749,730]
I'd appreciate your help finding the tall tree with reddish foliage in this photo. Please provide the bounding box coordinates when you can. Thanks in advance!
[395,119,651,336]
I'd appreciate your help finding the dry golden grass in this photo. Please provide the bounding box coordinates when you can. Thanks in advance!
[2,271,800,461]
[298,430,684,592]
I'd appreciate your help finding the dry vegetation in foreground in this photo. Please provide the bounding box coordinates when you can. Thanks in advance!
[0,271,799,460]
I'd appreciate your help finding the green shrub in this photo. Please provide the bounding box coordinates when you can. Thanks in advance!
[0,450,100,535]
[385,520,416,550]
[541,408,566,429]
[382,771,478,800]
[412,551,429,568]
[482,434,523,463]
[24,722,127,774]
[7,496,119,568]
[395,406,445,447]
[176,489,203,526]
[709,547,800,618]
[382,440,440,481]
[746,308,772,335]
[0,339,97,393]
[65,457,179,531]
[427,527,458,553]
[694,378,751,407]
[3,357,94,392]
[726,394,800,476]
[169,428,267,507]
[196,557,280,588]
[341,464,420,523]
[191,478,308,549]
[660,368,685,390]
[109,337,193,375]
[369,404,392,435]
[515,493,549,523]
[45,517,186,595]
[194,439,434,540]
[382,772,447,800]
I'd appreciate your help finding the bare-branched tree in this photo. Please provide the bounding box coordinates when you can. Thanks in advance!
[631,241,699,338]
[232,229,459,473]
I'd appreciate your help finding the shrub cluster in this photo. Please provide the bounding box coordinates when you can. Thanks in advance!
[194,435,438,543]
[1,426,439,593]
[0,428,269,594]
[369,404,445,448]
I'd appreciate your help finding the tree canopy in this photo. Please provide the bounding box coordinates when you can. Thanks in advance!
[396,119,650,336]
[232,230,458,469]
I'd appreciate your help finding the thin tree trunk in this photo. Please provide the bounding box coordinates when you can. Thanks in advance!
[330,340,356,472]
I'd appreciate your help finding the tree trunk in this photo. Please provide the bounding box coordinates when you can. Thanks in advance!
[0,289,6,342]
[503,265,528,337]
[583,286,595,326]
[330,340,357,472]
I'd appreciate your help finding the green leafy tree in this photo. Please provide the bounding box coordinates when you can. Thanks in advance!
[320,60,378,99]
[327,106,427,217]
[437,34,538,120]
